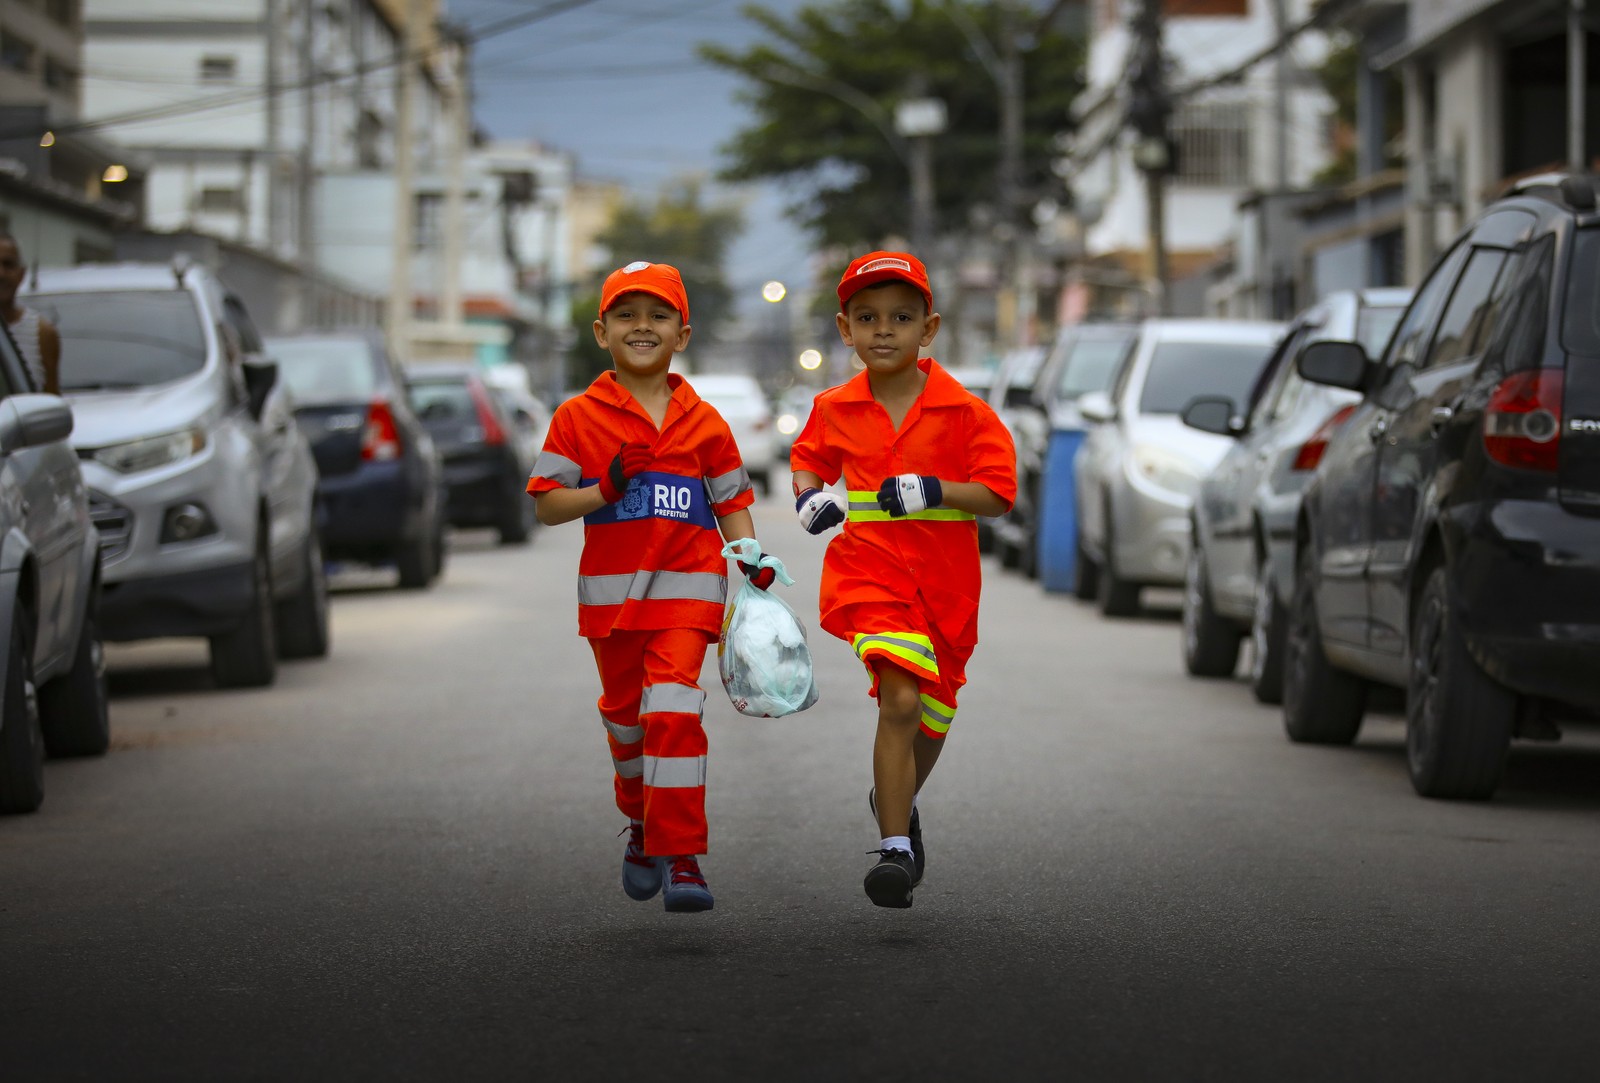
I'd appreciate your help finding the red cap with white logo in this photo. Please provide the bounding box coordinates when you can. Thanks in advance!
[599,261,690,323]
[836,250,933,311]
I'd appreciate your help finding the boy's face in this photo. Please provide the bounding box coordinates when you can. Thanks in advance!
[836,281,939,377]
[0,241,24,307]
[593,291,691,379]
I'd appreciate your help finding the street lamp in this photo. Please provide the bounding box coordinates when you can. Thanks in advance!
[798,348,823,371]
[762,280,788,303]
[894,96,946,256]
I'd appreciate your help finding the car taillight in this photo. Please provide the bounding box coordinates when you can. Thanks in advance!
[1483,368,1563,471]
[467,381,506,446]
[361,399,402,462]
[1291,404,1358,472]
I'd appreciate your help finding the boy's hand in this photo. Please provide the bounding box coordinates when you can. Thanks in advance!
[796,488,846,534]
[739,557,776,591]
[877,475,943,517]
[598,442,653,503]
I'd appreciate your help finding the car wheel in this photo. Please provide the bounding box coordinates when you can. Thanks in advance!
[38,603,110,757]
[1249,560,1287,705]
[210,532,278,688]
[1072,532,1099,601]
[277,525,330,660]
[997,535,1021,569]
[977,519,995,555]
[0,612,44,814]
[396,525,435,590]
[1405,564,1515,799]
[428,512,448,584]
[1097,508,1140,618]
[1019,525,1040,580]
[1282,544,1365,744]
[1181,541,1242,677]
[751,469,772,497]
[497,480,534,546]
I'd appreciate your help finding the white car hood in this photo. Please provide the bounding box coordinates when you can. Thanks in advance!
[66,379,216,450]
[1125,414,1234,473]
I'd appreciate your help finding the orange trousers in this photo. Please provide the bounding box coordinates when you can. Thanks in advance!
[588,627,712,857]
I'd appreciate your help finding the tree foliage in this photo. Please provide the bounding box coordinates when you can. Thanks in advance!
[700,1,1086,251]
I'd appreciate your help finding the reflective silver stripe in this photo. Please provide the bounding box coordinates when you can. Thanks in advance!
[613,755,644,778]
[602,716,643,744]
[643,754,707,788]
[531,451,582,487]
[852,633,938,663]
[641,683,705,716]
[847,498,879,513]
[705,466,752,505]
[578,570,727,607]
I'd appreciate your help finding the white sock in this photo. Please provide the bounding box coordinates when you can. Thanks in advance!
[912,794,919,811]
[880,835,912,854]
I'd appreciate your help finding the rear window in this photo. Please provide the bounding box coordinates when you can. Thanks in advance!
[1562,229,1600,353]
[34,290,207,390]
[1137,340,1274,415]
[1056,333,1135,399]
[408,379,476,422]
[267,338,382,405]
[1356,305,1405,359]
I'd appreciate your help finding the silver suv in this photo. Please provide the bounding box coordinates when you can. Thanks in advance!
[25,262,326,687]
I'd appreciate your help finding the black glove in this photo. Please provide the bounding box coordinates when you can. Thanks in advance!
[876,474,943,517]
[796,487,847,534]
[739,557,776,591]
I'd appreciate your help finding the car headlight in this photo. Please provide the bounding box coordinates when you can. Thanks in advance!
[1128,443,1201,498]
[776,413,800,436]
[91,427,207,474]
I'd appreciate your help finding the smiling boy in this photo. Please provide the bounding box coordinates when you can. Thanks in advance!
[526,260,774,912]
[790,251,1016,908]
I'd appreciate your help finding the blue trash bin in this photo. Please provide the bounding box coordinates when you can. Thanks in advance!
[1037,427,1086,593]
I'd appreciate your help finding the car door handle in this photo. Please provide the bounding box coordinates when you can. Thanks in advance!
[1368,417,1388,443]
[1430,406,1454,434]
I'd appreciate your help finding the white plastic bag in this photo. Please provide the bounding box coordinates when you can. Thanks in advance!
[718,538,820,718]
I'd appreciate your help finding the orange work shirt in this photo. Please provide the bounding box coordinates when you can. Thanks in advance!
[528,371,755,639]
[790,357,1016,651]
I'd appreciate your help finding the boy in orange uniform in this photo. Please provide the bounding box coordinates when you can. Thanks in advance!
[790,251,1016,909]
[528,261,775,913]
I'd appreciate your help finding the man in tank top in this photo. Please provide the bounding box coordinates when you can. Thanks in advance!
[0,233,60,394]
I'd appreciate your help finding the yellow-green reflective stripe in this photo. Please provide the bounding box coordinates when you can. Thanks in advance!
[920,694,955,734]
[852,632,939,676]
[844,490,975,523]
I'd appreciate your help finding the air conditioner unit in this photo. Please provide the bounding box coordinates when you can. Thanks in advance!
[1412,151,1460,207]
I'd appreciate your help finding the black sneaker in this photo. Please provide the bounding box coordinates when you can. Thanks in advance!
[868,787,924,885]
[863,848,916,908]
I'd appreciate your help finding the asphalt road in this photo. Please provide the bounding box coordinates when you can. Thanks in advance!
[5,492,1600,1082]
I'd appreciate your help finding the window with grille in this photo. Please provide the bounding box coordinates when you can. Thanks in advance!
[1171,100,1252,187]
[198,187,244,213]
[1,31,37,74]
[199,55,237,83]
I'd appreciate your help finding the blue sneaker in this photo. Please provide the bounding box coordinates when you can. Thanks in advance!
[662,855,715,912]
[619,822,661,901]
[868,788,924,886]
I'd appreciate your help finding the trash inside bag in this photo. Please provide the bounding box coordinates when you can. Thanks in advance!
[718,538,820,718]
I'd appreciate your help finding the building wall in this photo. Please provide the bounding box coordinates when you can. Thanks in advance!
[0,0,84,121]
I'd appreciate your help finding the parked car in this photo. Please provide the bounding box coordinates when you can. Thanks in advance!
[265,330,446,587]
[944,363,1007,551]
[1284,174,1600,799]
[1073,318,1285,617]
[0,325,108,814]
[1178,289,1410,702]
[406,362,538,544]
[24,262,326,687]
[684,372,776,494]
[994,322,1140,576]
[772,386,815,462]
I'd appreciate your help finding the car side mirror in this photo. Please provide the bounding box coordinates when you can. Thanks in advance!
[1180,396,1244,437]
[0,394,74,455]
[1077,391,1116,424]
[242,360,278,420]
[1298,341,1371,392]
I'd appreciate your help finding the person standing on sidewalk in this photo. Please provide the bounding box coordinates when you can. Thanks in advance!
[791,251,1015,909]
[528,260,776,913]
[0,234,60,394]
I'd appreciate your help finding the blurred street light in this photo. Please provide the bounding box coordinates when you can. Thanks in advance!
[102,165,129,183]
[762,280,788,303]
[798,348,823,371]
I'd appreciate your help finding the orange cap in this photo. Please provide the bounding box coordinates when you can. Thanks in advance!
[836,250,933,311]
[599,261,690,323]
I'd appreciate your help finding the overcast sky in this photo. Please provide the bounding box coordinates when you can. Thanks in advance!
[452,0,815,313]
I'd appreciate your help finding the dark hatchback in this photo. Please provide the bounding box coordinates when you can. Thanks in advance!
[406,363,538,545]
[265,331,446,589]
[1285,174,1600,799]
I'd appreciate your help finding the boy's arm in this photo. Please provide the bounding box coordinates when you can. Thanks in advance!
[717,507,756,544]
[792,469,824,498]
[936,481,1010,517]
[534,486,608,526]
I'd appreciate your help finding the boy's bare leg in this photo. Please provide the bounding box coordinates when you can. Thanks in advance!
[871,666,923,839]
[913,731,944,795]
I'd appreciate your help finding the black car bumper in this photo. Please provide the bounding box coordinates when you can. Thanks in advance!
[100,560,255,641]
[442,451,515,527]
[317,460,417,550]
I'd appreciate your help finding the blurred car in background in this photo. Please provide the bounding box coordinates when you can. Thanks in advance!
[265,330,446,589]
[943,363,1004,550]
[994,322,1139,575]
[1178,289,1410,701]
[407,363,538,544]
[772,386,815,463]
[0,325,108,814]
[685,372,776,494]
[26,263,325,688]
[1074,318,1285,617]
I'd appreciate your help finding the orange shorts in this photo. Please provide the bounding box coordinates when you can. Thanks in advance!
[823,601,971,740]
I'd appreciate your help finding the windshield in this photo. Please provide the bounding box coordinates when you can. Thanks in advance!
[408,378,476,422]
[267,337,381,405]
[1137,340,1274,414]
[1057,334,1134,399]
[1356,305,1405,359]
[33,290,207,390]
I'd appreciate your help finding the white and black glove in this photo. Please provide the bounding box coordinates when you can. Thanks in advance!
[877,474,942,517]
[796,488,847,534]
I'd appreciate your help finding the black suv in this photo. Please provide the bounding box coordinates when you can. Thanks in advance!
[1285,174,1600,800]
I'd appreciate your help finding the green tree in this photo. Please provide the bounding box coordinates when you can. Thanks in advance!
[700,1,1086,251]
[1312,32,1402,187]
[566,179,744,389]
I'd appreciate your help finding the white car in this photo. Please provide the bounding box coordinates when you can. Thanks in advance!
[684,372,776,494]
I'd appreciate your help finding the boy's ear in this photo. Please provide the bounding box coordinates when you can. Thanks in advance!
[673,323,692,352]
[592,317,608,349]
[835,311,852,344]
[919,311,941,347]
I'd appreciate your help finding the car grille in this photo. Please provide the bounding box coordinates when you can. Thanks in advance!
[88,491,132,562]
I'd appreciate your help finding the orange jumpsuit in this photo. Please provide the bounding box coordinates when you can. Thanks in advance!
[790,358,1016,738]
[527,371,754,856]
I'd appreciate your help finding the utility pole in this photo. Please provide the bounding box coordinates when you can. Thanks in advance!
[999,0,1026,343]
[298,0,318,323]
[1570,0,1588,171]
[440,31,468,329]
[1129,0,1172,315]
[1267,0,1290,318]
[387,0,420,360]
